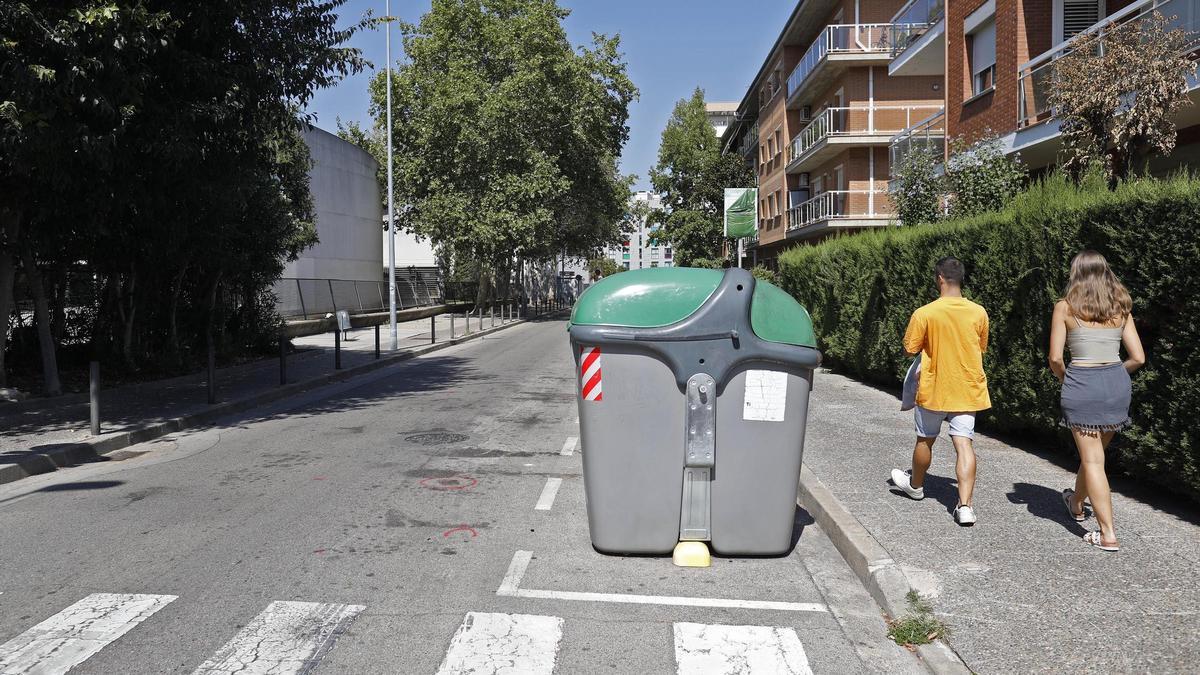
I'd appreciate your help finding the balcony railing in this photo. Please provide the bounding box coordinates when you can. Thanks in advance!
[786,24,903,99]
[788,105,944,165]
[1017,0,1200,127]
[787,190,891,231]
[890,0,945,57]
[889,110,946,179]
[738,121,760,157]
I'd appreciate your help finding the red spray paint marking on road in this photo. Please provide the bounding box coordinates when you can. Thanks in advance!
[419,475,478,491]
[442,525,478,538]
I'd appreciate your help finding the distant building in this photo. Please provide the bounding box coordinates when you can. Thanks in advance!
[706,101,740,140]
[607,191,672,271]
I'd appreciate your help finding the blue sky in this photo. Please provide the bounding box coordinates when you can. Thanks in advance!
[304,0,797,190]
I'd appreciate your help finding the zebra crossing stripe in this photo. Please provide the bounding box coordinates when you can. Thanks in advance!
[673,622,813,675]
[192,601,364,674]
[0,592,177,674]
[580,346,602,401]
[436,612,563,675]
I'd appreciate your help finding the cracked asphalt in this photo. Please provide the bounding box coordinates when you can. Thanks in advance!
[0,319,921,673]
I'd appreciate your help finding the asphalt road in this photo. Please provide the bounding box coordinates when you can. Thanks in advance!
[0,319,920,674]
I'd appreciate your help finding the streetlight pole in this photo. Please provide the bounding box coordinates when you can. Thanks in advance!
[385,0,398,350]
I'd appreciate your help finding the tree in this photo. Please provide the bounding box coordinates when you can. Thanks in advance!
[1049,11,1197,181]
[1,2,366,392]
[944,134,1026,219]
[372,0,637,301]
[650,88,754,266]
[891,146,943,227]
[587,256,623,278]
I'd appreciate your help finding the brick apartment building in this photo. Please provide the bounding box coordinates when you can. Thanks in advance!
[889,0,1200,175]
[722,1,944,268]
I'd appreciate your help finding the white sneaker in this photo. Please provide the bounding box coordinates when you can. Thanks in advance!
[954,505,977,526]
[890,469,925,500]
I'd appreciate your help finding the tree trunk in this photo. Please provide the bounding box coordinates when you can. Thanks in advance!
[168,262,188,365]
[21,242,61,396]
[0,211,19,389]
[119,267,137,370]
[50,263,68,343]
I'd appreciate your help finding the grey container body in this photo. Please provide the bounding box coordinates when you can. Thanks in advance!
[574,349,813,556]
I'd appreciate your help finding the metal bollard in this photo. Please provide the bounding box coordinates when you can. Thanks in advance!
[431,315,436,344]
[279,334,287,385]
[207,340,216,404]
[89,361,100,436]
[374,324,380,359]
[335,328,342,370]
[466,310,471,334]
[450,313,456,339]
[491,305,495,328]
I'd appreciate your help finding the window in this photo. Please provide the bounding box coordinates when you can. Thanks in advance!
[774,128,782,158]
[622,262,630,270]
[665,248,673,260]
[650,262,659,268]
[967,16,996,98]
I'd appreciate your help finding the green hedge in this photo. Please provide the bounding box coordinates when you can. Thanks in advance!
[779,174,1200,498]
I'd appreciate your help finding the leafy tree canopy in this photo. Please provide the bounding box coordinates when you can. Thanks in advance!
[649,88,753,266]
[369,0,637,297]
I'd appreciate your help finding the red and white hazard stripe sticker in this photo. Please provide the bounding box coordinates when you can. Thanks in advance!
[580,346,603,402]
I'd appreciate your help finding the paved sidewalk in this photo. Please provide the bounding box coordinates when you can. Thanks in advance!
[0,310,525,461]
[804,369,1200,673]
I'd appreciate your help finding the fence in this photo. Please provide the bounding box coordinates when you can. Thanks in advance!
[273,268,444,319]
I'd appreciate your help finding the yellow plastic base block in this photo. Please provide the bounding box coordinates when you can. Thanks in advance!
[672,541,711,568]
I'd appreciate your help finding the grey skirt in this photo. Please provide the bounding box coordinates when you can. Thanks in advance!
[1060,362,1131,433]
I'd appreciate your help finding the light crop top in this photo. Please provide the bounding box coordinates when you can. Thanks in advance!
[1067,316,1123,365]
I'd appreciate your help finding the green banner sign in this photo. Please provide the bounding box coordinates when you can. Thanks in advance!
[724,188,757,239]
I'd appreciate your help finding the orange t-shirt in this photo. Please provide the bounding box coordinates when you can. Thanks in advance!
[903,296,991,412]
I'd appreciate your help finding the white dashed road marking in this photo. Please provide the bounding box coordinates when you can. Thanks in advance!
[436,612,563,675]
[0,593,177,674]
[673,622,813,674]
[534,477,563,511]
[559,437,577,456]
[192,601,364,674]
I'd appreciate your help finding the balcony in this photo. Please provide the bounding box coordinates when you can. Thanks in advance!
[889,0,945,77]
[787,105,943,172]
[786,190,892,235]
[786,24,901,107]
[889,110,945,185]
[1017,0,1200,128]
[738,121,760,158]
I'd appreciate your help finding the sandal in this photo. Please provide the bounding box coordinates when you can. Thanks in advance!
[1061,489,1085,522]
[1083,531,1119,552]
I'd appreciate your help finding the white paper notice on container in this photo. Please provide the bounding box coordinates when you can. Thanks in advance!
[743,370,788,422]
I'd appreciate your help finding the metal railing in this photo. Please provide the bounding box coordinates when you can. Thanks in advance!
[1017,0,1200,127]
[890,0,945,56]
[738,121,760,157]
[788,105,944,165]
[274,269,444,319]
[787,24,904,99]
[787,190,891,231]
[889,110,946,180]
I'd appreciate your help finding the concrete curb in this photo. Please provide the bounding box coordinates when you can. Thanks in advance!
[0,310,565,487]
[797,464,973,675]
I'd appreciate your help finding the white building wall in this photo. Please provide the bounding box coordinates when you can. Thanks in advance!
[285,127,384,282]
[607,191,672,270]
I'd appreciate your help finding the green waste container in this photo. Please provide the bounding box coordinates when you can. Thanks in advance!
[568,267,821,555]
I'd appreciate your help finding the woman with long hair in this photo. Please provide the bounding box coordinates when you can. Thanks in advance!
[1048,251,1145,552]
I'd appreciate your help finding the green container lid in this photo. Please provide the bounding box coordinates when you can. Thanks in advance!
[751,279,816,348]
[571,268,723,328]
[571,268,816,348]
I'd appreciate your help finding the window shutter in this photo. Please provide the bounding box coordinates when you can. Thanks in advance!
[971,19,997,73]
[1063,0,1101,40]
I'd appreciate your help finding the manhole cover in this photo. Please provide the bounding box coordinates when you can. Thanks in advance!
[404,432,469,446]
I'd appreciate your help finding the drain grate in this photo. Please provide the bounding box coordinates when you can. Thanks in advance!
[404,432,469,446]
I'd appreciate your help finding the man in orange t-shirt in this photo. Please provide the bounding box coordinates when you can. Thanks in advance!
[890,257,991,526]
